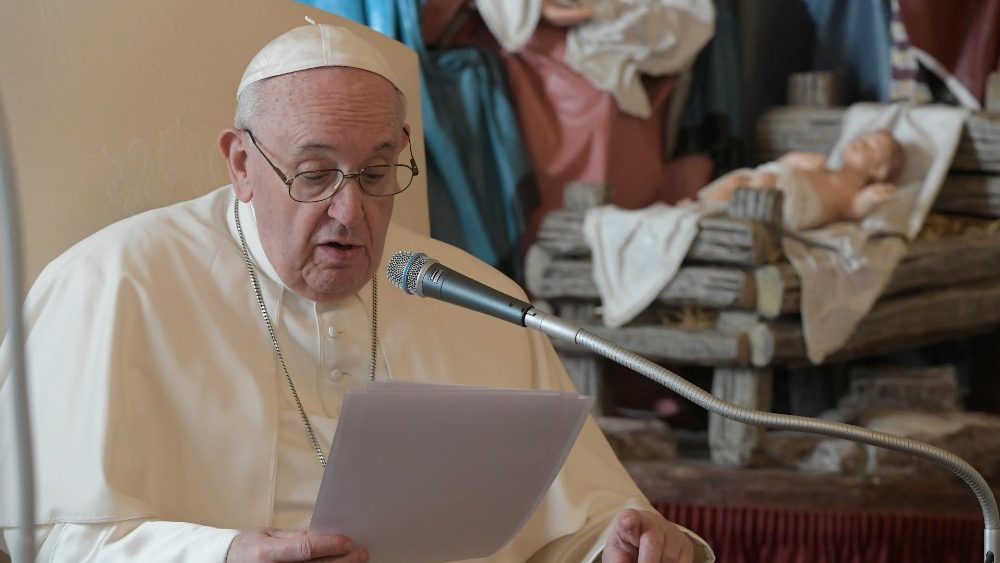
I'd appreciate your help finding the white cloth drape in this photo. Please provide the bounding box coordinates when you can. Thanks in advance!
[476,0,715,117]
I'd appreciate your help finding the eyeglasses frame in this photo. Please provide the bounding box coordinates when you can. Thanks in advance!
[243,128,419,202]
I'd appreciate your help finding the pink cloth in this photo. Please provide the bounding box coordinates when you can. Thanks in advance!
[502,26,712,241]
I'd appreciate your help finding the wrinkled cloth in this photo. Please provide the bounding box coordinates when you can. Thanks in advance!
[475,0,543,53]
[0,187,715,562]
[787,103,968,363]
[564,0,715,118]
[478,0,715,118]
[584,202,719,327]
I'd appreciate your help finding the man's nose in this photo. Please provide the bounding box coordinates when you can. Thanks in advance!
[327,178,365,227]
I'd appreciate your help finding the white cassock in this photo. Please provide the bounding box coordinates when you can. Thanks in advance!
[0,187,713,562]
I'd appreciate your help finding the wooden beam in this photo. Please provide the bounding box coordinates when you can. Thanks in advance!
[884,231,1000,295]
[755,107,843,162]
[754,263,799,318]
[534,209,592,257]
[961,113,1000,172]
[787,71,837,107]
[756,106,1000,173]
[562,181,608,211]
[756,230,1000,317]
[988,71,1000,113]
[534,209,782,267]
[727,186,784,231]
[752,279,1000,366]
[525,251,756,309]
[691,218,782,265]
[933,175,1000,218]
[533,226,1000,320]
[551,324,750,367]
[708,367,773,467]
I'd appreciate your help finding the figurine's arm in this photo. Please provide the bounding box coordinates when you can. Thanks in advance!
[777,151,827,171]
[847,182,897,219]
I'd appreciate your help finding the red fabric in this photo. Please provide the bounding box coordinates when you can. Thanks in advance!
[655,502,982,563]
[899,0,1000,104]
[501,25,712,242]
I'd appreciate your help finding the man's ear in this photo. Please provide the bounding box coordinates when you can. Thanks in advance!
[219,128,253,203]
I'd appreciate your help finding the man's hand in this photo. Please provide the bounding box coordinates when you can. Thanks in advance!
[602,508,694,563]
[226,528,368,563]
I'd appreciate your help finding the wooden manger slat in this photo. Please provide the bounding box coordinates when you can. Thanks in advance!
[752,279,1000,366]
[525,250,756,309]
[534,209,781,267]
[933,175,1000,218]
[755,230,1000,317]
[551,324,750,367]
[531,225,1000,318]
[756,106,1000,173]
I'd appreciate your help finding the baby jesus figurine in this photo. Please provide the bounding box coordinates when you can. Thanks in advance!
[698,129,905,230]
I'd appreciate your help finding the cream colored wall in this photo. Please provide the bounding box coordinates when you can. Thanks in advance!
[0,0,429,331]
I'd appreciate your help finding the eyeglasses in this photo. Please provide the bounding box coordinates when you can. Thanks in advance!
[244,129,419,202]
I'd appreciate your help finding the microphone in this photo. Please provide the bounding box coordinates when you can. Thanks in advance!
[387,249,1000,562]
[386,250,581,342]
[386,250,536,327]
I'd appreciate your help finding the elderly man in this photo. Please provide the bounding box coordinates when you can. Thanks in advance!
[0,24,712,562]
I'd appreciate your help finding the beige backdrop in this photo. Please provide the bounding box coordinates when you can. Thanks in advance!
[0,0,430,333]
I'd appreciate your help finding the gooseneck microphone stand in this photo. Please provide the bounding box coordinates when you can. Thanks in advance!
[388,249,999,561]
[0,97,35,563]
[523,309,999,563]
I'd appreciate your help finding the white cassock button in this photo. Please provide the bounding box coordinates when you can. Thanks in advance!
[327,326,341,339]
[328,369,347,383]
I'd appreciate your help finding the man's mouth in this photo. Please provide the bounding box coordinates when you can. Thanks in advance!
[327,242,356,250]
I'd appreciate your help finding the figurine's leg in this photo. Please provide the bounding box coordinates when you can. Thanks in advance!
[700,171,754,203]
[849,183,896,219]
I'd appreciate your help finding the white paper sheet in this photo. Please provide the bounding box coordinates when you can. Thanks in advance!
[309,381,592,562]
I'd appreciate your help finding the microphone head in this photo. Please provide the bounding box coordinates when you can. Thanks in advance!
[386,250,432,295]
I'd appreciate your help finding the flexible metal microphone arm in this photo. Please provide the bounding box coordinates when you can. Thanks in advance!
[0,97,35,563]
[524,309,999,562]
[387,249,999,560]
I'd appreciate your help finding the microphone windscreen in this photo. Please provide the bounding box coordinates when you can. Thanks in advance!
[386,250,431,294]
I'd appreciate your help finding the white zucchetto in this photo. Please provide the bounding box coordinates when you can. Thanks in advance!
[237,23,403,99]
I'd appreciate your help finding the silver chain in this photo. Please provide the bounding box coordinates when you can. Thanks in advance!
[234,201,378,469]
